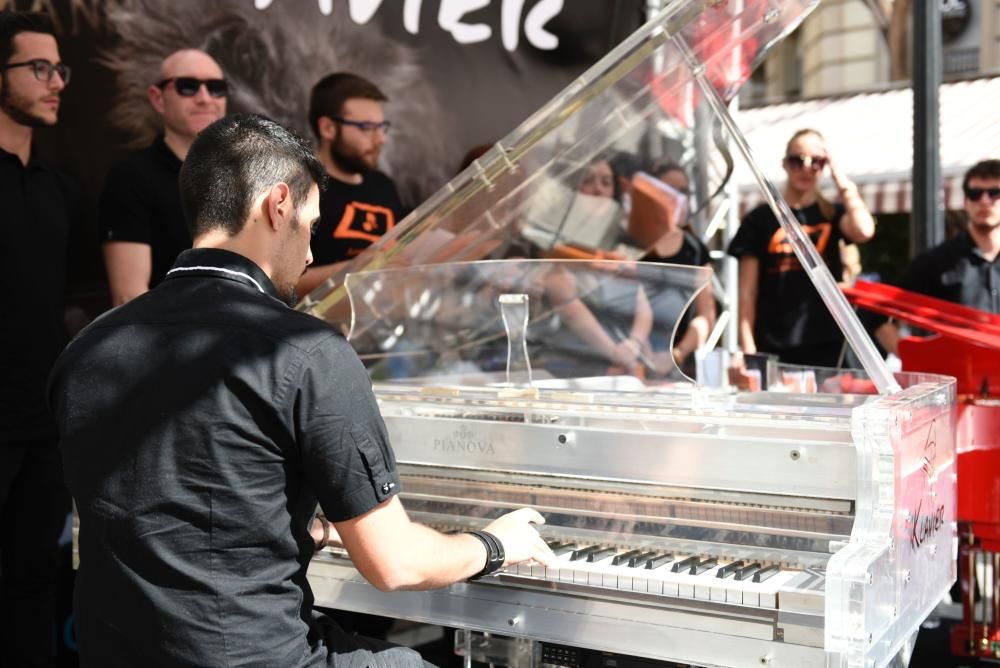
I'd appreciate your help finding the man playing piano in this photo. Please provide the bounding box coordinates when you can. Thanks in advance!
[49,113,554,667]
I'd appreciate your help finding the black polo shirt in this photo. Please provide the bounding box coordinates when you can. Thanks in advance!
[49,248,401,667]
[902,229,1000,313]
[0,146,75,443]
[99,136,190,287]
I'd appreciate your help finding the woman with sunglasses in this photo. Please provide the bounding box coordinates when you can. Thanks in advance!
[728,128,875,368]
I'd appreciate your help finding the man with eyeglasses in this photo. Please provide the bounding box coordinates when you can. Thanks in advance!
[0,11,74,667]
[297,72,404,297]
[99,48,227,306]
[873,159,1000,355]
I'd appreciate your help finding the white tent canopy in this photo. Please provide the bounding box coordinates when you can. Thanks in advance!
[734,75,1000,215]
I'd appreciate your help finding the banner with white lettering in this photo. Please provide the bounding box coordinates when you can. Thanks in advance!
[6,0,644,285]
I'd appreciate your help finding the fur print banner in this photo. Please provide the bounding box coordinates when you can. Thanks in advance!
[8,0,644,209]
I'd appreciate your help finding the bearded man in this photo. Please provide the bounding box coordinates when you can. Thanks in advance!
[297,72,405,296]
[0,11,74,666]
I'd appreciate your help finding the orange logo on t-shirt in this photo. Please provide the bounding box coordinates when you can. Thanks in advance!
[333,202,396,244]
[766,223,832,272]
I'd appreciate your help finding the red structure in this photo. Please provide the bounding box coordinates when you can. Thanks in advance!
[845,279,1000,659]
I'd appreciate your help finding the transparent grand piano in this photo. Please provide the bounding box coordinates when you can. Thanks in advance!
[299,2,958,667]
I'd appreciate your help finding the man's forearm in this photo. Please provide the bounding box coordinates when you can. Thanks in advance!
[383,526,488,591]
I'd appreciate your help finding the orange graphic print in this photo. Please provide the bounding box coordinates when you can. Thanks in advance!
[333,201,396,244]
[766,223,832,273]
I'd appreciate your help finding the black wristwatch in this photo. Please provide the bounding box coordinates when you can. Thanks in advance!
[465,530,505,580]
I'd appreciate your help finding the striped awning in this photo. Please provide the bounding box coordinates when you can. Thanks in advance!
[734,75,1000,215]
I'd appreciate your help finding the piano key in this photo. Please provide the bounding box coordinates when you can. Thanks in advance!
[694,563,726,600]
[753,564,781,583]
[586,554,617,585]
[645,554,674,570]
[587,547,618,563]
[716,560,746,579]
[628,551,658,568]
[689,557,718,575]
[670,556,699,573]
[734,562,763,581]
[550,543,577,557]
[570,545,601,561]
[612,549,642,566]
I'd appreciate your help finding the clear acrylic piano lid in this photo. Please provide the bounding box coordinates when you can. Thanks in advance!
[344,259,712,384]
[299,0,825,345]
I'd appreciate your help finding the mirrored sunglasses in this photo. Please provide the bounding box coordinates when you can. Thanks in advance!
[784,154,827,172]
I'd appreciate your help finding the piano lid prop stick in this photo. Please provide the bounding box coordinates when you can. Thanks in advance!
[680,35,900,395]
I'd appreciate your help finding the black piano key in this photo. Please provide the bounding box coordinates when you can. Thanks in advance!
[670,556,699,573]
[716,561,746,579]
[753,565,781,583]
[612,549,642,566]
[550,543,577,557]
[645,553,673,570]
[689,558,718,575]
[570,545,601,562]
[734,562,762,581]
[627,551,658,568]
[587,547,618,563]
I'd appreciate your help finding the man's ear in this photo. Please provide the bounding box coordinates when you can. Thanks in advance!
[148,85,165,114]
[317,116,337,142]
[264,182,293,231]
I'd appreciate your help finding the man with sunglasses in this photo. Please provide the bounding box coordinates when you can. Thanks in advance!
[873,159,1000,355]
[0,11,75,667]
[99,48,227,306]
[297,72,404,298]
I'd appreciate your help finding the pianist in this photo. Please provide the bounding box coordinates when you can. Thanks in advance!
[49,114,554,667]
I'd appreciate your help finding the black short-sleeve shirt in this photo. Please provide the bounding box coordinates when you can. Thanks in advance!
[99,136,190,287]
[1,146,76,443]
[311,171,404,265]
[728,201,847,358]
[48,248,400,667]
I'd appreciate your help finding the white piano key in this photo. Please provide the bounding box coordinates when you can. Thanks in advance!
[694,564,726,600]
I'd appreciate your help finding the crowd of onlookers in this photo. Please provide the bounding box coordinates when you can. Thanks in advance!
[2,8,1000,667]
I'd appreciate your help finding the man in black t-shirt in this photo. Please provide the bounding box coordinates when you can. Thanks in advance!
[871,159,1000,354]
[297,72,405,298]
[50,113,553,668]
[99,48,227,305]
[0,12,74,666]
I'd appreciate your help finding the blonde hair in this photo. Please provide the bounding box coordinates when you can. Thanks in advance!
[786,129,835,221]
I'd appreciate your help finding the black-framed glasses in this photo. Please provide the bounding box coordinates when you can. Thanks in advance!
[784,154,827,172]
[333,117,391,135]
[0,59,71,84]
[157,77,228,98]
[964,186,1000,203]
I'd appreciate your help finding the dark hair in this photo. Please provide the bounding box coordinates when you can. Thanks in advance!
[652,161,686,181]
[963,159,1000,190]
[610,152,642,181]
[0,12,56,65]
[180,113,327,237]
[308,72,387,139]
